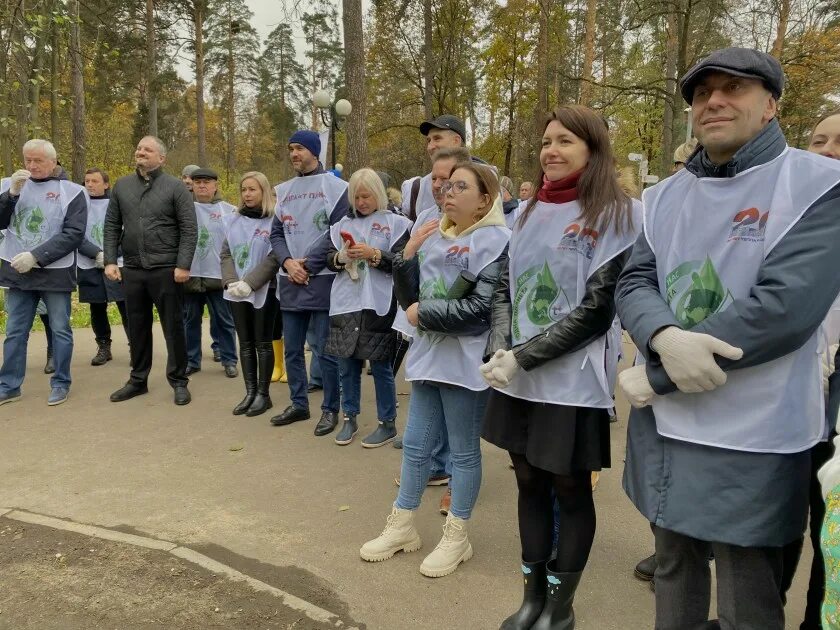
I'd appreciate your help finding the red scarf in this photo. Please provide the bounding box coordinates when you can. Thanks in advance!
[537,170,582,204]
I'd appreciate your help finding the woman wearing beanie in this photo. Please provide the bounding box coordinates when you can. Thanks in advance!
[481,105,640,629]
[360,162,509,577]
[324,168,411,446]
[221,172,280,417]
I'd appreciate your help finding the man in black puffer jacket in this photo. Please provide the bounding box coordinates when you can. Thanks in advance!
[103,135,197,406]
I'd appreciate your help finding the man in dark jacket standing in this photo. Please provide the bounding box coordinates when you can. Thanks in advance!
[617,48,840,629]
[104,135,197,405]
[269,130,349,435]
[0,139,87,407]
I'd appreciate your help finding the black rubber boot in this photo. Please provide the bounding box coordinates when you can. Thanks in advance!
[91,339,113,366]
[233,341,257,415]
[246,341,274,417]
[531,562,581,630]
[44,351,55,375]
[500,560,547,629]
[634,554,656,582]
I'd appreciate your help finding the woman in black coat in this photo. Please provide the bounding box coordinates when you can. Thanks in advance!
[325,168,411,447]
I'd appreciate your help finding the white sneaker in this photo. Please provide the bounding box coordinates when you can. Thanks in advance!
[360,506,422,562]
[419,513,473,577]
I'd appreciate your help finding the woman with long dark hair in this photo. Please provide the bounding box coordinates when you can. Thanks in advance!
[481,105,640,629]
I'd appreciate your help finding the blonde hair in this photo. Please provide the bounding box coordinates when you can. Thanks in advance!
[387,186,402,206]
[239,171,274,217]
[617,166,640,198]
[348,168,389,213]
[673,139,698,165]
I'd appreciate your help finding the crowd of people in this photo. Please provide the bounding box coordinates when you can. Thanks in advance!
[2,46,840,629]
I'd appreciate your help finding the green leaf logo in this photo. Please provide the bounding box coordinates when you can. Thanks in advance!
[526,262,560,326]
[196,225,211,259]
[90,222,104,247]
[313,209,329,231]
[420,276,447,300]
[232,243,250,271]
[672,256,732,327]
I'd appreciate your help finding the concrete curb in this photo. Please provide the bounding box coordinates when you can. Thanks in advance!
[3,508,355,629]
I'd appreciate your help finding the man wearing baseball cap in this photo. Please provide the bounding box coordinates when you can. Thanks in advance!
[616,47,840,628]
[400,115,469,220]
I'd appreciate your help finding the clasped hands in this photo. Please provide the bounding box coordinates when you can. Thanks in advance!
[480,349,521,389]
[618,326,743,408]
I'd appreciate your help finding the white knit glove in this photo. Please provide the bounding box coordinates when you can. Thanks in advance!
[9,169,30,196]
[95,252,105,269]
[227,281,252,298]
[336,243,351,265]
[618,365,655,408]
[480,349,520,388]
[11,252,38,273]
[650,326,743,393]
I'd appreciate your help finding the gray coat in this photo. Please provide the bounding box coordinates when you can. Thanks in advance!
[617,120,840,546]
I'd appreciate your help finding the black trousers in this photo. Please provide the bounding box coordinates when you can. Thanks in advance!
[230,292,279,344]
[122,266,188,388]
[90,301,129,344]
[653,525,785,630]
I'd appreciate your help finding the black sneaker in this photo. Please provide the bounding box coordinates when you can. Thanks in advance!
[213,349,221,362]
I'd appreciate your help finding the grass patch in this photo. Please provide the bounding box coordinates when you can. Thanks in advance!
[0,291,129,335]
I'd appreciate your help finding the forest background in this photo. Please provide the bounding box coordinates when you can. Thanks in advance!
[1,0,838,200]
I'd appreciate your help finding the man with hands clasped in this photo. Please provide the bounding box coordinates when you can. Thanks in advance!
[0,139,87,407]
[616,48,840,629]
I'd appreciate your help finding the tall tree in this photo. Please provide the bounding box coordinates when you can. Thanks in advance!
[146,0,158,135]
[69,0,86,180]
[343,0,368,172]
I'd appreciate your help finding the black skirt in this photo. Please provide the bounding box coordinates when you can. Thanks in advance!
[78,268,125,303]
[482,389,611,476]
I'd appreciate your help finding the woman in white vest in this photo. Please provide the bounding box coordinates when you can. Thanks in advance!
[324,168,411,446]
[220,172,280,417]
[77,168,128,367]
[360,162,510,578]
[480,105,640,629]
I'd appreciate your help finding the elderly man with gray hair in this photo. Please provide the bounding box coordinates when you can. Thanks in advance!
[0,139,88,407]
[104,135,197,406]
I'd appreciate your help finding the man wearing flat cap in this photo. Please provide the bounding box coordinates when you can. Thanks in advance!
[616,47,840,628]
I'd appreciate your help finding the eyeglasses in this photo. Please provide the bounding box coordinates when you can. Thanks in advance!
[440,181,472,195]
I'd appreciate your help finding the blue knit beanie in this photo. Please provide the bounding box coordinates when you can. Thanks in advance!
[288,130,321,161]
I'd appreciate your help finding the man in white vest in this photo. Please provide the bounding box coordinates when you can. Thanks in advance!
[616,48,840,628]
[0,139,87,406]
[269,130,349,435]
[182,168,238,378]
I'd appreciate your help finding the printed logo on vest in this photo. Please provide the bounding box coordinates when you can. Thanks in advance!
[195,225,212,260]
[280,213,299,234]
[665,256,734,327]
[313,208,329,231]
[444,245,470,271]
[370,222,392,240]
[10,205,48,247]
[512,261,572,340]
[558,223,598,259]
[727,207,769,243]
[232,243,250,271]
[46,191,60,201]
[90,222,104,248]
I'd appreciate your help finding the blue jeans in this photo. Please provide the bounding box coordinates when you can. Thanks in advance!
[282,310,339,412]
[183,290,237,367]
[431,428,452,478]
[0,289,73,393]
[307,324,323,386]
[396,381,488,519]
[339,357,396,420]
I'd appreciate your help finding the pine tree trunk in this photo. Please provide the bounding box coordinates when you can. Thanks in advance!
[423,0,434,119]
[146,0,158,136]
[533,0,550,148]
[660,11,678,175]
[226,9,235,175]
[579,0,597,105]
[195,1,207,165]
[70,0,86,181]
[50,14,59,146]
[342,0,368,174]
[771,0,790,59]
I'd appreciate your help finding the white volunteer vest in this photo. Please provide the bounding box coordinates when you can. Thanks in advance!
[405,224,511,390]
[0,178,9,193]
[274,173,348,278]
[77,197,109,270]
[222,213,274,309]
[329,210,411,317]
[190,201,236,279]
[645,148,840,453]
[392,205,441,338]
[401,174,435,218]
[503,199,641,407]
[0,178,85,269]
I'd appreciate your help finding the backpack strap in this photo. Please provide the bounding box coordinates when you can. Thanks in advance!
[409,177,422,222]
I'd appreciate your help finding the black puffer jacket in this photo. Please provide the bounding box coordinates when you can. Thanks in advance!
[392,246,508,338]
[104,167,196,270]
[485,251,630,369]
[324,219,409,361]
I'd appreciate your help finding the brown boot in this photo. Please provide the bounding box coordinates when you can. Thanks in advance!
[439,487,451,515]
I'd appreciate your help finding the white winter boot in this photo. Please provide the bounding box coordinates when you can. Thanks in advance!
[360,506,422,562]
[419,513,473,577]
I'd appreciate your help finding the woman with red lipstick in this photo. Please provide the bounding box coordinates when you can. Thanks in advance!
[481,105,641,630]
